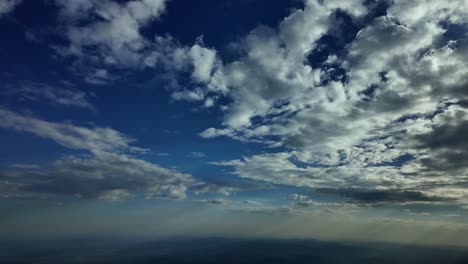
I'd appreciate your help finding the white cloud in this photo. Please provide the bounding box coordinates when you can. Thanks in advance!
[0,108,198,200]
[0,108,140,153]
[191,183,237,196]
[290,194,357,208]
[55,0,167,66]
[171,88,205,102]
[196,1,468,205]
[188,44,217,83]
[6,0,468,207]
[54,0,222,92]
[84,69,116,85]
[0,0,21,17]
[388,0,468,26]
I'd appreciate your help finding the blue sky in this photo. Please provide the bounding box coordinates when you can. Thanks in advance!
[1,0,468,246]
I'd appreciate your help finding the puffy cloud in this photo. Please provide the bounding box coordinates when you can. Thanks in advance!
[193,0,367,130]
[388,0,468,26]
[54,0,223,93]
[188,44,217,83]
[0,0,21,17]
[55,0,167,66]
[197,1,468,206]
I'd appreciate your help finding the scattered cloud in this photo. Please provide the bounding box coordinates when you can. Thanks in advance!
[202,1,468,206]
[53,0,223,92]
[191,182,238,196]
[0,109,197,200]
[54,0,168,67]
[0,151,194,200]
[3,0,468,212]
[290,193,357,208]
[0,108,141,153]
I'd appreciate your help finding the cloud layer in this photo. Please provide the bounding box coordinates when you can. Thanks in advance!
[197,0,468,205]
[0,109,196,200]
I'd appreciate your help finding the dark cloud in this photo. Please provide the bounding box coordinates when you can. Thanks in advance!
[317,188,453,204]
[197,199,227,205]
[0,152,194,200]
[413,105,468,172]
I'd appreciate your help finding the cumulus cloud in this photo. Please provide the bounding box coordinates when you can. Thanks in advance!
[188,44,217,83]
[53,0,222,92]
[202,0,468,205]
[55,0,167,66]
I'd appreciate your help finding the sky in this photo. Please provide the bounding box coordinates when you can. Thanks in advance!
[1,0,468,247]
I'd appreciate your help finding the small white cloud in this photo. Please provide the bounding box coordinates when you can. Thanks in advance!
[0,0,21,17]
[0,108,140,153]
[188,44,217,83]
